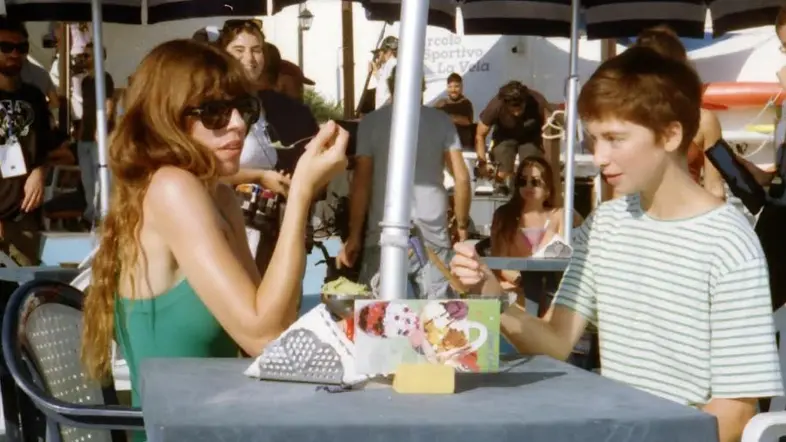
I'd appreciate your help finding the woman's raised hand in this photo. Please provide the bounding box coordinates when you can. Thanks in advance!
[290,121,349,198]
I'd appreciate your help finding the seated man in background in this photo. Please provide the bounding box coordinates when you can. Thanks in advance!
[476,81,552,195]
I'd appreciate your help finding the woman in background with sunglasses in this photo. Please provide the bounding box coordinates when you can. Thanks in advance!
[489,156,589,368]
[216,19,291,196]
[490,156,582,297]
[80,40,349,426]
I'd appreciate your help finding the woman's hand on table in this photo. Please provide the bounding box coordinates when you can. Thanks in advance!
[259,170,291,196]
[450,242,505,295]
[290,121,349,200]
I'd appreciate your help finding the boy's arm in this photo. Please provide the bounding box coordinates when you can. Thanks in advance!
[501,215,598,360]
[706,256,783,442]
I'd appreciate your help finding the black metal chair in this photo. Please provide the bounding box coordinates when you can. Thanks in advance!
[2,280,144,442]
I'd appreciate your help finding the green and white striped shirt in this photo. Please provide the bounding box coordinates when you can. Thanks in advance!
[555,194,783,406]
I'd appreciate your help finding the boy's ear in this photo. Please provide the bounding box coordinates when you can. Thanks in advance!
[662,121,684,153]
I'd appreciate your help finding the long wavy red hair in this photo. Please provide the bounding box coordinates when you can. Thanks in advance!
[81,39,251,382]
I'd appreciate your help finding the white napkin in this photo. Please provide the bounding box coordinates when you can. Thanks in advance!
[532,235,573,259]
[245,304,370,386]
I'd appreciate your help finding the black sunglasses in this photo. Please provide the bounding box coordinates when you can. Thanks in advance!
[184,95,261,131]
[517,177,545,188]
[223,19,263,32]
[0,41,29,55]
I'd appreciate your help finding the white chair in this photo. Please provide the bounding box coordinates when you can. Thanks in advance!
[743,412,786,442]
[742,305,786,442]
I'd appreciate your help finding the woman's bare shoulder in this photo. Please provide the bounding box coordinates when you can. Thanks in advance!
[144,166,217,226]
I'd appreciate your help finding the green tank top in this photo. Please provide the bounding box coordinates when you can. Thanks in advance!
[115,279,237,441]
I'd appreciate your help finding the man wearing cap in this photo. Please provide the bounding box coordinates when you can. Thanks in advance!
[277,60,314,103]
[370,36,397,110]
[258,42,319,175]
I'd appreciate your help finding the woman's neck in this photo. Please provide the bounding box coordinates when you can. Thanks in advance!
[520,201,546,215]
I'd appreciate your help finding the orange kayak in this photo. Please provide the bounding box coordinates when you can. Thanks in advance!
[554,82,784,112]
[702,82,785,110]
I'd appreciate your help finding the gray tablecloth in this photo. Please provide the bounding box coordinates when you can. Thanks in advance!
[483,257,570,272]
[140,356,718,442]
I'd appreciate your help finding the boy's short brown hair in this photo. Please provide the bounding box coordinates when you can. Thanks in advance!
[577,46,701,152]
[633,26,687,62]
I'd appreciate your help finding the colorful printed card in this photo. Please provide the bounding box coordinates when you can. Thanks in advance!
[353,299,500,375]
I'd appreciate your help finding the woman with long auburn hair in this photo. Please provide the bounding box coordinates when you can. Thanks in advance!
[81,40,348,413]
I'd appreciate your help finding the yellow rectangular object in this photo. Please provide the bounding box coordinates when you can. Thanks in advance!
[393,364,455,394]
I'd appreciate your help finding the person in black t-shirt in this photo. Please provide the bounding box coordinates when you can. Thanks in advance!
[434,72,474,150]
[258,43,319,175]
[0,17,55,266]
[77,42,115,223]
[476,81,551,194]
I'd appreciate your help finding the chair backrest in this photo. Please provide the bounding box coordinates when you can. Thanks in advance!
[2,280,142,442]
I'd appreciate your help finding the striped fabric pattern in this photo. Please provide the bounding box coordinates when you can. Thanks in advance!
[273,0,457,32]
[583,0,706,38]
[461,0,572,37]
[362,0,458,32]
[708,0,782,37]
[555,194,783,405]
[0,0,266,24]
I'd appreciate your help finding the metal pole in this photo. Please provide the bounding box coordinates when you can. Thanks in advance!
[90,0,110,219]
[297,3,304,69]
[562,0,580,247]
[378,0,428,301]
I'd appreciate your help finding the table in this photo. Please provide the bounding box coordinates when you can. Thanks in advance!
[483,257,570,272]
[0,266,80,284]
[140,356,718,442]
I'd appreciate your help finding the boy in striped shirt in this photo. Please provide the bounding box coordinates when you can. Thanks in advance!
[450,46,783,442]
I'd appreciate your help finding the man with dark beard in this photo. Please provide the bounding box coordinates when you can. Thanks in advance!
[434,73,474,150]
[0,17,55,267]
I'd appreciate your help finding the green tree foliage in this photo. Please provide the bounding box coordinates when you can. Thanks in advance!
[304,89,344,122]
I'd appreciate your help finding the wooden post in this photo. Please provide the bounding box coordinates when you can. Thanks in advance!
[341,1,355,119]
[57,23,71,130]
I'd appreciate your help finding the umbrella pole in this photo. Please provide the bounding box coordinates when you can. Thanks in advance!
[378,0,428,301]
[562,0,581,247]
[90,0,110,220]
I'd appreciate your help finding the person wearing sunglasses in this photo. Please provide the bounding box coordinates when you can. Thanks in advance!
[0,16,57,270]
[488,156,587,367]
[80,41,349,435]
